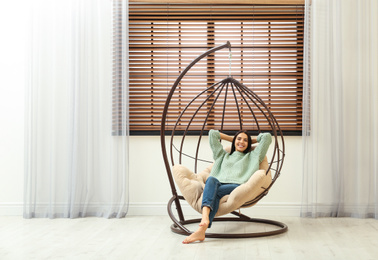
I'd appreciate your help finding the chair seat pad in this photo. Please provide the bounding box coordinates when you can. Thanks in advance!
[172,156,272,216]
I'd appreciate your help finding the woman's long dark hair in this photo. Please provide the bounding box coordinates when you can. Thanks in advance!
[230,130,252,155]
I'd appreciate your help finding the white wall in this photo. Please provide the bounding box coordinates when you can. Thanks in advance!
[0,2,303,217]
[128,136,303,217]
[0,2,29,215]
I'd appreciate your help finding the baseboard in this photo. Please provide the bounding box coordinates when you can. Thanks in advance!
[128,202,301,217]
[0,202,301,217]
[0,203,23,216]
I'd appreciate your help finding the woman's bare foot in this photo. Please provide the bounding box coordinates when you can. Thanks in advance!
[182,223,208,244]
[182,206,211,244]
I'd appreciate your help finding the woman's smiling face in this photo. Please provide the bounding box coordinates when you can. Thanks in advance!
[234,132,249,153]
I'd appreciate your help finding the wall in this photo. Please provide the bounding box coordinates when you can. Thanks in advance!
[128,135,303,217]
[0,2,303,217]
[0,131,302,217]
[0,2,28,215]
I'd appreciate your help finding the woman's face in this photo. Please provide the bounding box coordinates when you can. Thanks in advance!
[234,132,249,153]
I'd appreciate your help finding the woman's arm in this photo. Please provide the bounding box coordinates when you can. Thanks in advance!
[219,132,233,142]
[209,129,227,160]
[220,131,258,143]
[253,133,272,162]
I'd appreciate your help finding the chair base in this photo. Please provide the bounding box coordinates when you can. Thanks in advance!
[168,195,288,239]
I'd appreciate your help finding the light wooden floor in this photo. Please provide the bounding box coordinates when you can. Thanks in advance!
[1,215,377,260]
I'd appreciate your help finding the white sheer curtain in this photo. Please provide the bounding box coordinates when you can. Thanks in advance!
[24,0,129,218]
[302,0,378,218]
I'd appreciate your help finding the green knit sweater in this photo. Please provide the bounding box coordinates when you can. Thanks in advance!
[208,129,272,184]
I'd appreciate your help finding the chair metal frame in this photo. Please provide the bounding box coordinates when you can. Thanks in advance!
[160,42,288,238]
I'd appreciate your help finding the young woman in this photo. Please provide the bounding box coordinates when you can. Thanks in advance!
[182,129,272,244]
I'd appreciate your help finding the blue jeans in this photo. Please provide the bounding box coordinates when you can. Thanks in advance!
[202,176,240,228]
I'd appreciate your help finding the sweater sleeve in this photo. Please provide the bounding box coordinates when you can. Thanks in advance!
[209,129,226,160]
[254,132,272,163]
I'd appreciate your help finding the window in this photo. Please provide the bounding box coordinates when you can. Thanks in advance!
[126,3,304,135]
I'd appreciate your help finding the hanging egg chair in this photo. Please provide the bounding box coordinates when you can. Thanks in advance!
[160,42,287,238]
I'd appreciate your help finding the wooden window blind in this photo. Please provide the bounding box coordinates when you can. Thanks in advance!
[128,2,304,134]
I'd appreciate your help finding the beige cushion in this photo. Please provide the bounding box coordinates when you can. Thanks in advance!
[172,156,272,217]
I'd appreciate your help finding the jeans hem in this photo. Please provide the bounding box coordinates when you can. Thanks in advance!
[201,204,213,211]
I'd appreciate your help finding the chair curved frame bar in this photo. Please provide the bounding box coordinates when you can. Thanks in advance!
[160,42,287,238]
[168,196,288,238]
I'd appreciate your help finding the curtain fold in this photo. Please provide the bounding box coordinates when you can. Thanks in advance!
[302,0,378,218]
[24,0,129,218]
